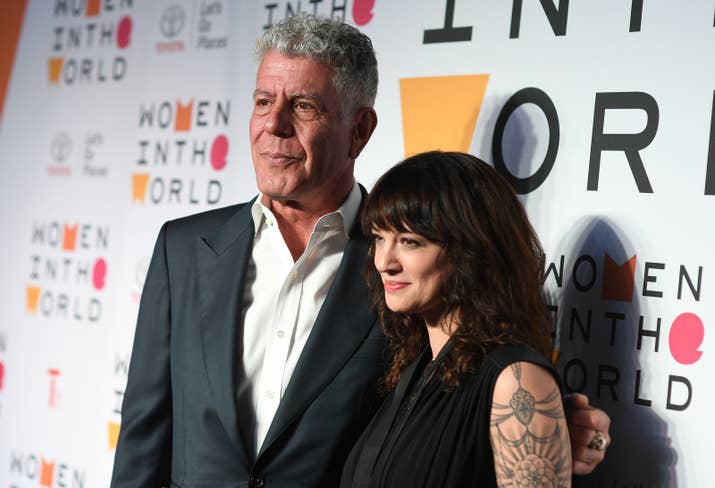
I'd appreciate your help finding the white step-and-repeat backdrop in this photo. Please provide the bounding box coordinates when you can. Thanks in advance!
[0,1,711,486]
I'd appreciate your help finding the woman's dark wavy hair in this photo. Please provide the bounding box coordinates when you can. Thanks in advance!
[362,151,551,390]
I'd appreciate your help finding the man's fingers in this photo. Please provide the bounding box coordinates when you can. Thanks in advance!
[565,393,611,474]
[570,425,609,475]
[564,392,590,410]
[570,424,599,446]
[572,460,592,476]
[571,424,611,450]
[567,405,611,432]
[573,458,594,475]
[571,444,606,475]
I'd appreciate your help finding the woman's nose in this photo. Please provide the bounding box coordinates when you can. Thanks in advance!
[375,246,400,273]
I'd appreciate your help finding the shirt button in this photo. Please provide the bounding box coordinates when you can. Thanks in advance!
[291,271,298,280]
[276,330,285,339]
[266,390,275,399]
[249,475,264,488]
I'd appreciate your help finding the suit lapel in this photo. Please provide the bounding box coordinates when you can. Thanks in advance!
[258,219,377,457]
[196,202,255,464]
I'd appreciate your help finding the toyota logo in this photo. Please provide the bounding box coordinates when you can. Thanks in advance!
[50,132,72,163]
[160,5,185,38]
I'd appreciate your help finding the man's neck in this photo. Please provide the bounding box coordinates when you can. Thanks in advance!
[264,186,353,261]
[272,204,321,261]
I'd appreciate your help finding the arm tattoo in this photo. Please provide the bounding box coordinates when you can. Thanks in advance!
[490,363,571,487]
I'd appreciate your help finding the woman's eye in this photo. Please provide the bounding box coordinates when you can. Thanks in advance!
[401,238,420,247]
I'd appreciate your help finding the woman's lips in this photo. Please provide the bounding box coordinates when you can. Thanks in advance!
[383,281,409,292]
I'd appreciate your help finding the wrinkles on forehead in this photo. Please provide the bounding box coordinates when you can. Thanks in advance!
[253,89,322,102]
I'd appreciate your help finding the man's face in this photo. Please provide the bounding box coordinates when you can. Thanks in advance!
[249,51,354,208]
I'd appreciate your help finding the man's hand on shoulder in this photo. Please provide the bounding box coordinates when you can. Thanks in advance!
[564,393,611,475]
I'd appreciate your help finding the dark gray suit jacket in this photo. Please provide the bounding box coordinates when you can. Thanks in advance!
[111,199,386,488]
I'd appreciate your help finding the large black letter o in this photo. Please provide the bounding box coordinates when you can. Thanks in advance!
[492,87,559,194]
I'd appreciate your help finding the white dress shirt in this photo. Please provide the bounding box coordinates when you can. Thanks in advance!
[237,182,362,455]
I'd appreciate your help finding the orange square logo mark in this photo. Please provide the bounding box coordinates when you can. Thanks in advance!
[108,422,121,449]
[62,223,78,251]
[26,286,41,312]
[48,58,64,84]
[400,74,489,157]
[40,458,55,487]
[601,254,637,302]
[86,0,100,16]
[174,100,193,132]
[132,173,150,203]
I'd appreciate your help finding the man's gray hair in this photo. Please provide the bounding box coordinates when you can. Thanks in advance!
[256,13,378,119]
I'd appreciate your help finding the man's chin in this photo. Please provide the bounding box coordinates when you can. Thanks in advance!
[260,192,302,207]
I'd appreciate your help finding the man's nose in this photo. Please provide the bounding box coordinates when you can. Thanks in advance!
[264,100,295,137]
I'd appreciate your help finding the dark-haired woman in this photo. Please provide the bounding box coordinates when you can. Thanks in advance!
[341,151,572,487]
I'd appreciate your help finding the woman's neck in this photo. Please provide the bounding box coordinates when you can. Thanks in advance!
[424,311,457,359]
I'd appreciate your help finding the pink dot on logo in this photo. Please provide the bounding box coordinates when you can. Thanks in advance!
[0,362,4,390]
[353,0,375,26]
[211,135,229,171]
[117,16,132,49]
[93,258,107,290]
[669,312,704,365]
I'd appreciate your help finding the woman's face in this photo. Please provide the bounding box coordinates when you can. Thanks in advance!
[372,227,446,325]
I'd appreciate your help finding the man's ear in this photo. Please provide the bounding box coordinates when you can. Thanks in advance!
[348,107,378,159]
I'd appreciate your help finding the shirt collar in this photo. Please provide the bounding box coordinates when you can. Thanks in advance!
[250,181,361,238]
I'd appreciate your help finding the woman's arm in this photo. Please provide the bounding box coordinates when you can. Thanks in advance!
[490,362,572,488]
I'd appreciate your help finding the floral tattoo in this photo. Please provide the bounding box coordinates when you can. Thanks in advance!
[490,363,571,488]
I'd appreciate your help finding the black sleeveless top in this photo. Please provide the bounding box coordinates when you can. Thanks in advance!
[340,343,559,488]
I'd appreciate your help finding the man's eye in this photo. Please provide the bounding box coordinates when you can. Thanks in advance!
[254,98,272,114]
[294,101,319,120]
